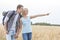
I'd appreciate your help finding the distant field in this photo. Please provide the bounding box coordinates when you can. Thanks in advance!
[0,24,60,40]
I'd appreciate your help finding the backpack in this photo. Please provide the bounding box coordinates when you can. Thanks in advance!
[2,11,15,25]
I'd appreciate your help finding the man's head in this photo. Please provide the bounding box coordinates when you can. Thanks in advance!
[17,4,23,14]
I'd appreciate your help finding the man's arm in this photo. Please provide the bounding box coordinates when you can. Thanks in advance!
[30,13,49,19]
[4,11,14,34]
[16,19,22,35]
[4,16,9,34]
[4,22,8,34]
[15,19,22,38]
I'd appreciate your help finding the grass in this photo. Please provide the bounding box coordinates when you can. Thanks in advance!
[0,24,60,40]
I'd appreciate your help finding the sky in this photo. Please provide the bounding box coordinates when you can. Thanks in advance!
[0,0,60,24]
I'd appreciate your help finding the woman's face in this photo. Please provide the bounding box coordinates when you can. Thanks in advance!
[22,8,28,16]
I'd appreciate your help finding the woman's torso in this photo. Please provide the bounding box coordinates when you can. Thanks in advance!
[21,16,32,33]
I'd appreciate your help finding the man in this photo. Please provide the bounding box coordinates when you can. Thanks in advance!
[4,4,23,40]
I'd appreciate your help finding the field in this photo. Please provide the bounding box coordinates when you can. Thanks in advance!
[0,24,60,40]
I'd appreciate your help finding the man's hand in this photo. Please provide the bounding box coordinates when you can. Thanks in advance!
[5,31,9,34]
[6,31,8,34]
[14,33,18,39]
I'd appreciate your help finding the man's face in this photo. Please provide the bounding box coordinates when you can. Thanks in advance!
[19,7,23,13]
[17,7,23,14]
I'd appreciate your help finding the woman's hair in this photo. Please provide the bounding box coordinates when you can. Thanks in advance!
[22,8,28,15]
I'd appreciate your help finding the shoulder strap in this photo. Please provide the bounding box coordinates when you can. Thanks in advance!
[8,11,15,22]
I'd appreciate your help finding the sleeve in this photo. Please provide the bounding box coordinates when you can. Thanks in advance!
[16,16,20,27]
[4,16,9,24]
[16,15,23,26]
[4,11,13,24]
[16,16,22,32]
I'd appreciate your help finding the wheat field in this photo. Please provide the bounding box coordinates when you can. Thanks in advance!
[0,24,60,40]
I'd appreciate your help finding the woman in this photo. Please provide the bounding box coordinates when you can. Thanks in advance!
[20,8,49,40]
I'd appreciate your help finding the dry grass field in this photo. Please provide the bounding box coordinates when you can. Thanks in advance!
[0,24,60,40]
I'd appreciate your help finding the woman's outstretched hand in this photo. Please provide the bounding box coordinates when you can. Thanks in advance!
[45,13,50,16]
[30,13,50,19]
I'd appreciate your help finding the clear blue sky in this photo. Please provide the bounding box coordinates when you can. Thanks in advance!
[0,0,60,24]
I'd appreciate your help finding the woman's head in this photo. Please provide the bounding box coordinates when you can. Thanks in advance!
[22,8,28,16]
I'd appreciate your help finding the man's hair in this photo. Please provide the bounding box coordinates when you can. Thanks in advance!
[17,4,23,9]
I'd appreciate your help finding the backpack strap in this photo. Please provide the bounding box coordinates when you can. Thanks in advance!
[7,11,15,22]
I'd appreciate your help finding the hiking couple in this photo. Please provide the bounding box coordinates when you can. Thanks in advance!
[3,4,49,40]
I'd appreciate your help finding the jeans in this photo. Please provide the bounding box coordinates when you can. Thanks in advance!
[22,32,32,40]
[6,30,16,40]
